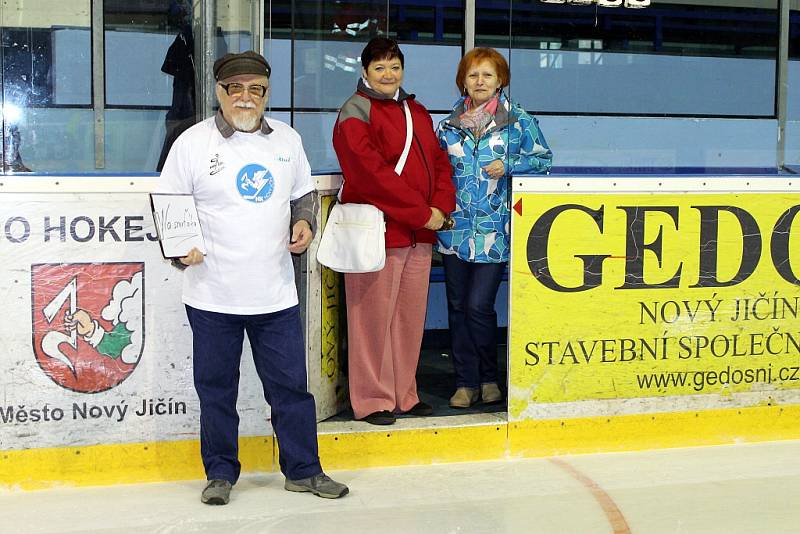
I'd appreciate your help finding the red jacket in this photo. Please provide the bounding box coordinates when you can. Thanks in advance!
[333,80,455,248]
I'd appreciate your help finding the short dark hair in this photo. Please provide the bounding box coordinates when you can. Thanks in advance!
[360,37,404,70]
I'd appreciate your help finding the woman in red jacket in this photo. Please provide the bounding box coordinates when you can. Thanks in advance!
[333,37,456,425]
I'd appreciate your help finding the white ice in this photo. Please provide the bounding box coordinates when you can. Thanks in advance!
[1,440,798,533]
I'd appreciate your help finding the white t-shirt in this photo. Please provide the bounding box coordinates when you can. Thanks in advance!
[157,116,315,315]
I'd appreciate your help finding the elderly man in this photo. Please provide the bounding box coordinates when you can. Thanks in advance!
[157,51,348,505]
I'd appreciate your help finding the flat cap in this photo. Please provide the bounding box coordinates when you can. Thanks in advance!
[213,51,271,81]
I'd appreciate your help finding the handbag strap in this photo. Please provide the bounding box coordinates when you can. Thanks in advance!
[394,101,413,175]
[339,100,413,202]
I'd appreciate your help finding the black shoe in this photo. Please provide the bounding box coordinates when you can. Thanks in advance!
[405,402,433,416]
[360,410,396,425]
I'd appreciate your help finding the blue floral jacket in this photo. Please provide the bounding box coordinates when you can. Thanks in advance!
[436,94,552,263]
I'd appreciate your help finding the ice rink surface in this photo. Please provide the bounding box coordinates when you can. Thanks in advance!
[2,440,798,534]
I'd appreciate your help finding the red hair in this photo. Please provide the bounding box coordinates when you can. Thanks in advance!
[455,48,510,94]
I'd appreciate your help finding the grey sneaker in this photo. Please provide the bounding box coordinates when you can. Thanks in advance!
[285,473,349,499]
[201,479,232,505]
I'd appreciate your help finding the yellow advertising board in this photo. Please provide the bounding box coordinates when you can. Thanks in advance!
[320,194,342,383]
[510,191,800,418]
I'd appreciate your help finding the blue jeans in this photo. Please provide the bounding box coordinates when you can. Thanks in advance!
[185,304,322,483]
[442,255,506,389]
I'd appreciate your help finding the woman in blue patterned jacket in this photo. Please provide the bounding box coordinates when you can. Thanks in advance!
[437,47,552,408]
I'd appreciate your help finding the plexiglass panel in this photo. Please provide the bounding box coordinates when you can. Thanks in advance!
[15,109,94,173]
[293,112,339,172]
[473,0,781,169]
[477,0,779,117]
[509,50,774,116]
[292,1,464,113]
[105,109,167,173]
[401,44,462,110]
[105,30,175,107]
[104,1,195,172]
[543,116,777,168]
[786,9,800,166]
[267,111,292,126]
[295,40,365,109]
[52,28,92,106]
[390,0,463,45]
[2,0,91,173]
[2,1,792,174]
[102,0,260,172]
[265,38,292,109]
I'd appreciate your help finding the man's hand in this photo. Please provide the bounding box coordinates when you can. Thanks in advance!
[288,220,313,254]
[424,207,446,230]
[179,247,204,266]
[65,309,95,337]
[482,159,505,179]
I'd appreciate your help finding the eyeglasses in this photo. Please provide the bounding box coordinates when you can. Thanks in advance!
[218,82,268,98]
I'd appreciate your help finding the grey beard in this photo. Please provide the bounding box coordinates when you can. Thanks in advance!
[231,111,262,132]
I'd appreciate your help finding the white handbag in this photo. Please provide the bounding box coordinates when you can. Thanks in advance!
[316,202,386,272]
[317,101,413,273]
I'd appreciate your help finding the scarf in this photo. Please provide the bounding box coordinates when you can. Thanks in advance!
[459,94,499,137]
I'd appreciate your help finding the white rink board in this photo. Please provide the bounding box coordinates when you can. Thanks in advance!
[0,192,273,450]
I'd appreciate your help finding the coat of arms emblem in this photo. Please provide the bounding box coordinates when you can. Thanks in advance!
[31,263,145,393]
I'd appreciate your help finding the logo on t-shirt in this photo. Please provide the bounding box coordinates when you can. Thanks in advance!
[236,163,274,203]
[210,153,225,175]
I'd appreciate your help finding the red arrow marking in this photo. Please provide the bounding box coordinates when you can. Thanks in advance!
[513,198,523,216]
